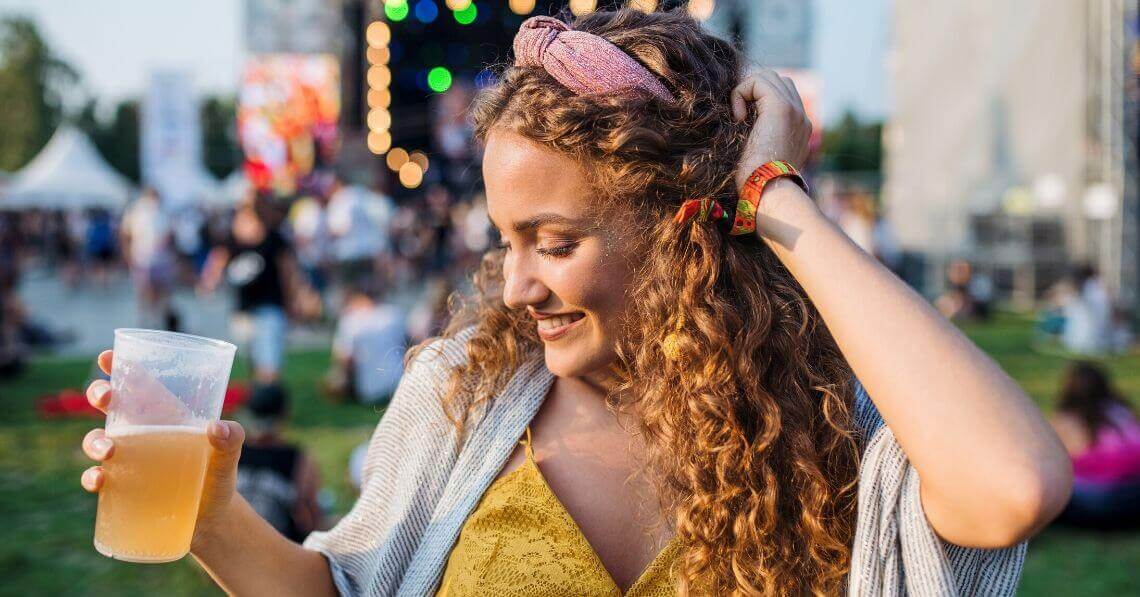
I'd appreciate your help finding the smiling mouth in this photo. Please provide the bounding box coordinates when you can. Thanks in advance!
[536,312,586,340]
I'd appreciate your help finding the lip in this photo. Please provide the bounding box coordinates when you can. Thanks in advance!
[533,312,586,341]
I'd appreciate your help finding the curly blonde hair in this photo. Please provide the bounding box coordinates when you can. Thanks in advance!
[411,8,861,596]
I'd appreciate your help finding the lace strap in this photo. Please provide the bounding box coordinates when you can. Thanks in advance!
[521,426,535,460]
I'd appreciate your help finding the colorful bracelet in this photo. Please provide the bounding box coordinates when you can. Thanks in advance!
[729,160,808,236]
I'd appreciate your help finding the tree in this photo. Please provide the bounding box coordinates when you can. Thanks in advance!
[820,110,883,173]
[0,17,78,171]
[76,98,140,182]
[202,96,240,179]
[102,101,140,182]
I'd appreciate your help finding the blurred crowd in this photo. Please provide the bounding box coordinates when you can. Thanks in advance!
[931,257,1136,356]
[0,170,493,390]
[4,106,1140,536]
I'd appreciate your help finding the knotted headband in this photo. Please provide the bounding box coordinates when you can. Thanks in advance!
[512,15,674,102]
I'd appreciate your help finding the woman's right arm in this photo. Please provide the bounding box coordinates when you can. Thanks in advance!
[80,350,337,596]
[190,496,336,596]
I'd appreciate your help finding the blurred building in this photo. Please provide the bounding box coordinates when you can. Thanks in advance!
[708,0,812,69]
[883,0,1140,312]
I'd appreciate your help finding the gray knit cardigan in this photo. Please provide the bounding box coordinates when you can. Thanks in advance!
[303,329,1027,595]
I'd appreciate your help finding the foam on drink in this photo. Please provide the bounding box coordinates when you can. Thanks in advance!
[93,424,211,562]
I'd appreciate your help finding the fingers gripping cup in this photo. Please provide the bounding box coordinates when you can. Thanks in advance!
[94,329,236,563]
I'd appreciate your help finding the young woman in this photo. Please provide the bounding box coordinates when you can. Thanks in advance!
[80,10,1072,596]
[1050,362,1140,529]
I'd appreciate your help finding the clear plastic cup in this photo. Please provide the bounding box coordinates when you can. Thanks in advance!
[93,328,236,563]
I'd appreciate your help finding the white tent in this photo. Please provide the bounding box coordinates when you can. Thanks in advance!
[151,163,223,209]
[2,126,135,211]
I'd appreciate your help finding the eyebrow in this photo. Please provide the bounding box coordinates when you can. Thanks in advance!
[506,213,590,233]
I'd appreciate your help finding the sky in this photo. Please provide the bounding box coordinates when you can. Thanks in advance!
[0,0,889,126]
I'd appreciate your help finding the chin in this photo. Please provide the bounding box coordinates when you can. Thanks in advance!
[542,341,614,379]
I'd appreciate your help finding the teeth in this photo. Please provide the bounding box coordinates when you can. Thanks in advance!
[537,314,583,331]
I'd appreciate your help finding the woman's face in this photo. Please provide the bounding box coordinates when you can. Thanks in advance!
[483,129,637,379]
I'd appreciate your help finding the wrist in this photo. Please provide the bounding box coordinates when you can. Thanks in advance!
[752,179,827,250]
[190,495,242,557]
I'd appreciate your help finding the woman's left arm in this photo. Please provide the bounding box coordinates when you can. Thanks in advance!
[733,70,1073,549]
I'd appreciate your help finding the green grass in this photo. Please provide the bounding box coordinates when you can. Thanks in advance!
[0,349,379,597]
[1,314,1138,595]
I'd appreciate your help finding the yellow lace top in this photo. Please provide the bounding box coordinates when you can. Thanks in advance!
[436,428,683,597]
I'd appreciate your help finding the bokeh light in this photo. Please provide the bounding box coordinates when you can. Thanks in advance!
[508,0,535,15]
[414,0,439,23]
[367,108,392,131]
[409,150,430,171]
[445,0,471,10]
[386,147,410,171]
[367,89,392,109]
[385,0,410,21]
[366,47,390,65]
[399,162,424,188]
[365,21,391,47]
[453,2,477,25]
[427,66,453,93]
[367,65,392,88]
[569,0,596,16]
[367,131,392,155]
[686,0,714,21]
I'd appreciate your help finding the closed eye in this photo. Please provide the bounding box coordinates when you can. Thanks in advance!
[537,242,578,258]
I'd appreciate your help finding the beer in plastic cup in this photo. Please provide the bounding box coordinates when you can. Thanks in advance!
[93,329,236,563]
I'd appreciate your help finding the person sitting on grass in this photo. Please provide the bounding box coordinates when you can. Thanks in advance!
[323,282,406,406]
[235,383,324,543]
[1050,361,1140,529]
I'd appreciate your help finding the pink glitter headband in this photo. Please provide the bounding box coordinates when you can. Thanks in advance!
[512,15,674,103]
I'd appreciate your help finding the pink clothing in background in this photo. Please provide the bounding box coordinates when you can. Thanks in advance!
[1072,404,1140,485]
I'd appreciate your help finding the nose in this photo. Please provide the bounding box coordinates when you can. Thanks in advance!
[502,253,549,310]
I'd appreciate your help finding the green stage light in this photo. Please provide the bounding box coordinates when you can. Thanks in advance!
[386,0,410,21]
[453,2,476,25]
[428,66,453,93]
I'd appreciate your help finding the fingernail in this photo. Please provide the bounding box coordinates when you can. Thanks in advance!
[95,386,109,403]
[213,422,230,440]
[93,438,112,454]
[82,469,98,487]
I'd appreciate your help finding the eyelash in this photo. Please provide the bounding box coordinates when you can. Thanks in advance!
[497,240,579,258]
[537,242,578,258]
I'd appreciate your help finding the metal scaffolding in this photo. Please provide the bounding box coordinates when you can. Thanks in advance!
[1086,0,1140,312]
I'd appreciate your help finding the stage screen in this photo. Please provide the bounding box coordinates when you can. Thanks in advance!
[238,54,340,194]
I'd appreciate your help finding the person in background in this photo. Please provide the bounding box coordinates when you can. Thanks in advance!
[1061,264,1114,355]
[288,195,331,305]
[198,192,318,384]
[63,208,87,288]
[326,175,392,290]
[236,383,324,542]
[1050,361,1140,529]
[871,210,902,274]
[935,259,992,322]
[405,275,452,345]
[325,282,406,405]
[84,207,116,288]
[1110,307,1135,354]
[837,192,876,255]
[120,187,175,328]
[0,261,25,378]
[171,204,207,285]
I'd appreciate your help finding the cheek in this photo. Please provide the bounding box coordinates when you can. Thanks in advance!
[547,256,633,327]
